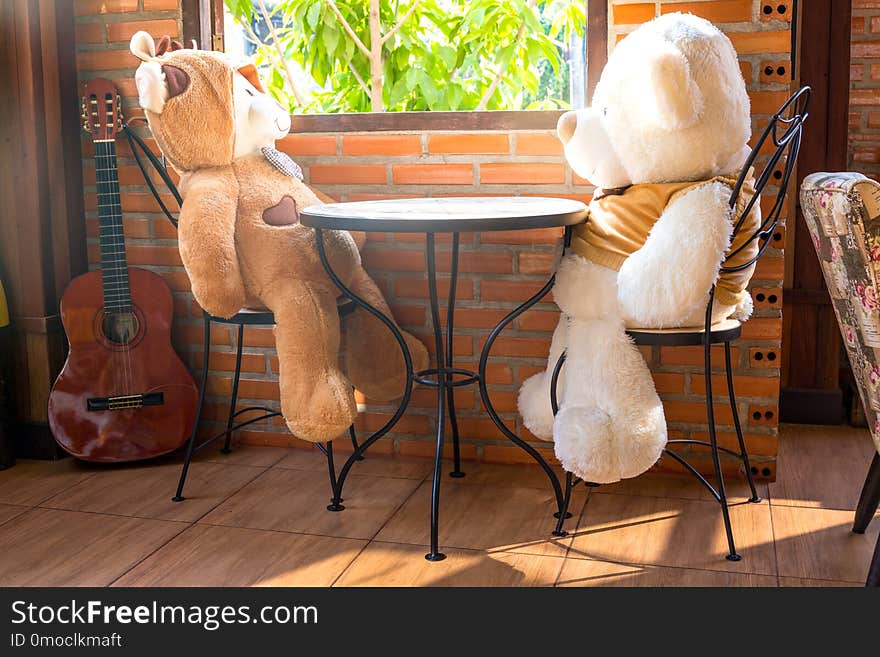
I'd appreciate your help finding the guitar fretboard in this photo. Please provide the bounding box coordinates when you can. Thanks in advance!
[94,140,131,313]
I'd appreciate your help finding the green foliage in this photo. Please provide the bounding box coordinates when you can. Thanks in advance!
[224,0,586,113]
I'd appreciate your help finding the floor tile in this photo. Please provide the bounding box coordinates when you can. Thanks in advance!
[375,479,585,557]
[274,448,433,480]
[556,558,778,587]
[772,504,879,583]
[0,503,28,526]
[567,492,776,575]
[778,576,860,587]
[0,508,184,586]
[201,468,421,540]
[439,461,568,490]
[195,444,292,468]
[597,472,768,505]
[0,459,96,506]
[335,542,564,587]
[115,524,366,587]
[769,424,877,511]
[42,460,265,522]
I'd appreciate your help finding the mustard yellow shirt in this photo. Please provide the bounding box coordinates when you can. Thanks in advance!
[570,173,759,307]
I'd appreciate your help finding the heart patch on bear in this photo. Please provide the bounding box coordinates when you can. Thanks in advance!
[262,196,299,226]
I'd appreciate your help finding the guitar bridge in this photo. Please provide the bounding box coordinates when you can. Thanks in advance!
[87,392,164,411]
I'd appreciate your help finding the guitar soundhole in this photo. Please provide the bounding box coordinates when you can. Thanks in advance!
[102,312,140,345]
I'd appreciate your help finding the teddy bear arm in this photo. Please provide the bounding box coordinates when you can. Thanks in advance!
[270,280,357,442]
[616,181,733,327]
[178,177,246,319]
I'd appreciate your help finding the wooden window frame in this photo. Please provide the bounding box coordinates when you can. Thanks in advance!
[183,0,606,132]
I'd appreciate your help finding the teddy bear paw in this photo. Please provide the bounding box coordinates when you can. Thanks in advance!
[518,373,555,440]
[553,405,666,484]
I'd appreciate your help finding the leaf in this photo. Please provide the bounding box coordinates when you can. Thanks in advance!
[306,1,321,30]
[322,24,340,53]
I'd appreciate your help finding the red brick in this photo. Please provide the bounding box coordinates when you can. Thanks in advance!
[428,133,508,154]
[392,164,473,185]
[480,336,549,358]
[515,133,563,155]
[277,135,336,156]
[517,252,555,275]
[613,3,654,24]
[660,346,739,367]
[691,374,780,398]
[309,165,386,185]
[395,277,474,300]
[75,23,104,44]
[107,19,179,42]
[143,0,179,9]
[343,134,422,155]
[481,279,550,302]
[479,227,562,245]
[77,49,138,71]
[661,1,751,23]
[75,0,138,15]
[480,163,565,185]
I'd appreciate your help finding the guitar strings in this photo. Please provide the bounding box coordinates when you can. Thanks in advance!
[97,140,134,396]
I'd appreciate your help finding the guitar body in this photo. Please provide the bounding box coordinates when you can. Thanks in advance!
[49,268,198,462]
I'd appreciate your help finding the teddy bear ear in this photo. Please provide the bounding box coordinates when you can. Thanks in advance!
[236,63,265,94]
[134,61,169,114]
[645,45,704,131]
[130,31,156,62]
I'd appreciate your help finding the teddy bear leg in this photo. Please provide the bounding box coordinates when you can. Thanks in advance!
[550,254,666,484]
[553,316,667,484]
[271,282,357,443]
[518,317,569,440]
[342,265,429,401]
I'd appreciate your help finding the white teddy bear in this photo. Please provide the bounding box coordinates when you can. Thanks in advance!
[519,13,759,485]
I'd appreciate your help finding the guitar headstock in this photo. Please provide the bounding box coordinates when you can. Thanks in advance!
[81,78,123,142]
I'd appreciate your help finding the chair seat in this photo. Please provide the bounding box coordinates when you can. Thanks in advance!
[204,297,357,325]
[626,318,742,346]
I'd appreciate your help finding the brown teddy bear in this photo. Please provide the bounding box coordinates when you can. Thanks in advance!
[130,32,428,443]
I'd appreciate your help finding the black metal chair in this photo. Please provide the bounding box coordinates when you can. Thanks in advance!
[551,86,811,560]
[123,126,362,504]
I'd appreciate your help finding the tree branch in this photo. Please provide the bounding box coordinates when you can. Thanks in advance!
[347,62,370,95]
[255,0,309,106]
[380,0,423,45]
[324,0,371,58]
[476,0,536,110]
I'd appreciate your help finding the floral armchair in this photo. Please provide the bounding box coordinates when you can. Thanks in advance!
[801,172,880,587]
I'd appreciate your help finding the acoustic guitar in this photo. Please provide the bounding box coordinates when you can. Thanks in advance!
[48,78,198,462]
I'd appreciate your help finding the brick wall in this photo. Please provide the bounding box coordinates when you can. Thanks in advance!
[851,0,880,176]
[74,0,793,478]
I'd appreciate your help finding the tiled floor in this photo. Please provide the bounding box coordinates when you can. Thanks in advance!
[0,423,877,586]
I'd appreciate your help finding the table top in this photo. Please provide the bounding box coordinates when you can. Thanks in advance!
[300,196,588,233]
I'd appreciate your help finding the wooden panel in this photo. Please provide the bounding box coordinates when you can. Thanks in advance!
[781,0,850,422]
[0,0,86,437]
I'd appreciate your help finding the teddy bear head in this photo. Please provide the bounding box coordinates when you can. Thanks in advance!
[129,31,291,172]
[558,13,750,190]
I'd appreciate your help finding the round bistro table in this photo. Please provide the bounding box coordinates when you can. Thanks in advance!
[301,196,587,561]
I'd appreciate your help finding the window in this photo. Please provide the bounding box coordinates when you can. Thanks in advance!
[185,0,606,130]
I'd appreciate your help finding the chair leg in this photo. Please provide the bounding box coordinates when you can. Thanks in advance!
[867,532,880,587]
[854,453,880,534]
[173,314,210,502]
[705,338,740,561]
[725,342,760,503]
[552,472,575,537]
[222,323,245,454]
[349,425,364,461]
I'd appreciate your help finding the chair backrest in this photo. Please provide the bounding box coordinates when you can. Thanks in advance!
[801,173,880,455]
[697,86,810,332]
[723,86,811,275]
[124,124,182,228]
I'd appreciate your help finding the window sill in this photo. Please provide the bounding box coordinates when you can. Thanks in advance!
[290,110,565,133]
